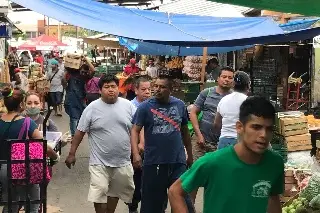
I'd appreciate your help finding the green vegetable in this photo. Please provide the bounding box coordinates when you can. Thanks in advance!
[300,174,320,201]
[310,194,320,209]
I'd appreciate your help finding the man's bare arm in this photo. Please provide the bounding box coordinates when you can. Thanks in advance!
[138,128,145,153]
[69,130,86,156]
[181,125,193,166]
[131,124,142,157]
[213,112,222,133]
[267,195,281,213]
[189,106,202,138]
[169,179,188,213]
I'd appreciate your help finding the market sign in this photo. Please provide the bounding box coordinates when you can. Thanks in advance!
[313,35,320,49]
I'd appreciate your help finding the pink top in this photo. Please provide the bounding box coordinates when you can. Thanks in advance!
[85,77,100,93]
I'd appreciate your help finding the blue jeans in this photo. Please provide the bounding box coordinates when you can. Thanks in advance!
[218,137,237,149]
[140,163,194,213]
[69,118,79,136]
[0,165,40,213]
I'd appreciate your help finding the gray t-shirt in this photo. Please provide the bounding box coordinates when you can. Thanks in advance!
[194,87,229,144]
[46,70,64,93]
[77,98,136,167]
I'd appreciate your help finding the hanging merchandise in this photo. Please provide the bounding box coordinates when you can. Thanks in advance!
[0,59,10,84]
[218,53,228,67]
[183,56,203,81]
[139,55,148,71]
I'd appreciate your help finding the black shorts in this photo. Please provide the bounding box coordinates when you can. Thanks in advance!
[49,92,63,106]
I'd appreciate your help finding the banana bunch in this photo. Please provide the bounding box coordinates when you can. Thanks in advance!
[166,57,184,69]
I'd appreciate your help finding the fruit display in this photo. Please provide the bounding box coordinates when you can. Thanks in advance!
[182,56,203,81]
[306,115,320,128]
[300,174,320,202]
[282,197,309,213]
[166,57,183,69]
[29,62,44,89]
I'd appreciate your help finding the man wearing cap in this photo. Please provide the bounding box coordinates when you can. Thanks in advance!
[46,59,64,116]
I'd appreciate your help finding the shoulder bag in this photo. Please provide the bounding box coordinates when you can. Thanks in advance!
[10,117,51,184]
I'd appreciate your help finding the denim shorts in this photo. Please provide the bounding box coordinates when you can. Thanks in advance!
[218,137,237,149]
[49,92,63,106]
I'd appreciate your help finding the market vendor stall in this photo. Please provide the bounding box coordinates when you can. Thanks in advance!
[269,110,320,211]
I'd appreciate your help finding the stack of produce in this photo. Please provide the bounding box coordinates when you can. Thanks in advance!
[283,173,320,213]
[166,57,183,70]
[64,53,82,69]
[277,112,311,152]
[306,115,320,128]
[282,196,309,213]
[182,56,202,81]
[29,62,42,79]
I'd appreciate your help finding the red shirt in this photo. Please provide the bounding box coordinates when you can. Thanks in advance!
[124,64,139,75]
[35,56,44,72]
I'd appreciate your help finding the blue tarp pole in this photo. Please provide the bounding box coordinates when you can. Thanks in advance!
[200,47,208,90]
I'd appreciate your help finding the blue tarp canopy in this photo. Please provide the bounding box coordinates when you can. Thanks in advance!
[12,0,284,46]
[118,37,252,56]
[117,20,320,56]
[280,18,320,32]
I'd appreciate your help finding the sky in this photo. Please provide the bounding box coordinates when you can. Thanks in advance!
[8,11,59,25]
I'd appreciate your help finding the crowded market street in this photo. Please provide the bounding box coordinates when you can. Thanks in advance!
[45,112,204,213]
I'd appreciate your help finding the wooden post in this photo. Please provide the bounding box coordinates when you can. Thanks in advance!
[200,47,208,91]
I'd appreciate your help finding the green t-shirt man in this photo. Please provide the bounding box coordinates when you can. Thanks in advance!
[180,146,284,213]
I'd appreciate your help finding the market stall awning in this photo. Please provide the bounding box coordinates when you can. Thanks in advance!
[119,37,252,56]
[150,27,320,47]
[11,0,284,46]
[207,0,320,16]
[19,35,68,51]
[82,37,122,49]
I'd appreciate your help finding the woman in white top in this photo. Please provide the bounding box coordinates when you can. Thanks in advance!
[213,71,250,149]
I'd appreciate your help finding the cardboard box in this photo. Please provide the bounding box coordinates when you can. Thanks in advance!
[64,54,82,69]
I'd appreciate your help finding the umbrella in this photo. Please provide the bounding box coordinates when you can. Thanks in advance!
[19,35,68,51]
